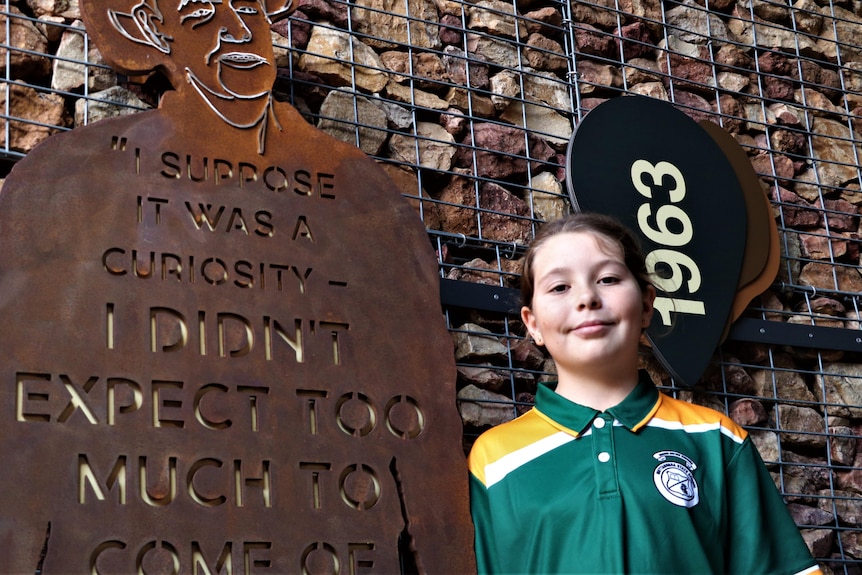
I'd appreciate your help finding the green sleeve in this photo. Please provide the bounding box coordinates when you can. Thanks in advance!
[725,438,820,575]
[469,472,501,575]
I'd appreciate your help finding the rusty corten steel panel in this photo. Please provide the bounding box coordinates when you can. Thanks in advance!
[0,0,476,573]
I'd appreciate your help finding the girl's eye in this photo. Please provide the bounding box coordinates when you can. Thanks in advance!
[550,284,569,293]
[599,276,619,285]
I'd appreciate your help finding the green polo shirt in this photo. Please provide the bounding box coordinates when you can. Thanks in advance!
[468,373,822,575]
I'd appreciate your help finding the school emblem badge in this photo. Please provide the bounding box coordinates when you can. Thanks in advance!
[653,451,699,508]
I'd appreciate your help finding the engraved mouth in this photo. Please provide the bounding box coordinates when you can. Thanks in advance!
[220,52,268,69]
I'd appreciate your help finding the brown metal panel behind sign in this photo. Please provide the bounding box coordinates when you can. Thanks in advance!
[0,1,476,572]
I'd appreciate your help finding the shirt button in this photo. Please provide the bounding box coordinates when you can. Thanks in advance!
[593,417,605,429]
[598,452,610,463]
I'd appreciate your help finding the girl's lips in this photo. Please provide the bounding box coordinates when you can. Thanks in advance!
[572,320,612,335]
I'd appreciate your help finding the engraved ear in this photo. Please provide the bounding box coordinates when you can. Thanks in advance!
[80,0,173,76]
[108,1,172,54]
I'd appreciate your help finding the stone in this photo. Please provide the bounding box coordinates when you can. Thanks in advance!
[815,5,862,63]
[452,323,509,361]
[775,405,827,449]
[0,82,68,153]
[73,85,149,127]
[573,22,617,58]
[791,0,824,35]
[297,26,389,93]
[800,230,847,261]
[384,81,450,110]
[447,257,503,285]
[522,7,563,36]
[443,46,490,89]
[381,50,448,92]
[455,122,540,179]
[664,0,733,44]
[476,181,533,242]
[629,81,668,100]
[828,426,858,467]
[575,59,623,94]
[800,262,862,294]
[499,101,573,146]
[317,91,389,155]
[750,356,817,405]
[457,384,517,427]
[620,21,656,60]
[26,0,80,19]
[818,489,862,525]
[467,0,526,40]
[729,5,818,55]
[809,118,862,189]
[446,87,498,117]
[466,32,519,68]
[819,364,862,419]
[751,430,781,465]
[457,363,510,393]
[657,36,716,93]
[490,69,521,110]
[389,121,456,171]
[350,0,441,50]
[524,33,567,73]
[0,6,51,81]
[526,171,568,222]
[728,398,767,426]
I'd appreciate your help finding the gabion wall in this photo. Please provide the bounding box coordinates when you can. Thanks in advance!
[2,0,862,570]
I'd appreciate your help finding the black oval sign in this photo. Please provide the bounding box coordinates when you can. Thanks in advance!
[566,95,747,387]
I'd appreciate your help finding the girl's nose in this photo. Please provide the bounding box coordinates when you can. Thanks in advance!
[577,289,600,310]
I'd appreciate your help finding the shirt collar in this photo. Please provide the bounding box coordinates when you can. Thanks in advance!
[534,371,661,435]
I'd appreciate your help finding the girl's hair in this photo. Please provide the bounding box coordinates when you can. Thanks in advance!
[520,212,652,307]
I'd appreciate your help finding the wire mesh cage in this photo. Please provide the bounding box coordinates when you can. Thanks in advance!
[2,0,862,570]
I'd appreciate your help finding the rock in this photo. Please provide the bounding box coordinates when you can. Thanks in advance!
[0,82,68,153]
[443,46,489,89]
[664,0,733,44]
[819,364,862,419]
[351,0,441,50]
[0,6,51,81]
[297,26,389,93]
[467,0,525,40]
[524,33,567,73]
[526,171,569,222]
[389,122,456,171]
[775,405,826,449]
[73,85,149,127]
[466,33,519,68]
[729,398,767,426]
[457,363,510,393]
[499,102,573,146]
[317,91,389,155]
[452,323,508,361]
[457,384,516,427]
[53,22,117,93]
[384,81,450,110]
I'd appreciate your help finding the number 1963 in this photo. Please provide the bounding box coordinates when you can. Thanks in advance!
[631,160,706,327]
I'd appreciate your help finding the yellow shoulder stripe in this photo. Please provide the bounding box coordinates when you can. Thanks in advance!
[468,409,576,487]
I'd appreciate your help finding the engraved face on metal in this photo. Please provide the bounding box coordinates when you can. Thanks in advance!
[107,0,283,151]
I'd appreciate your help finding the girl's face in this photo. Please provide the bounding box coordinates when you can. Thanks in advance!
[521,231,655,380]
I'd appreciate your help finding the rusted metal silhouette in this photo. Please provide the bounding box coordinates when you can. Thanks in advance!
[0,0,476,572]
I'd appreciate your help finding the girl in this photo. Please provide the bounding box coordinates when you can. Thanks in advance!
[468,213,821,574]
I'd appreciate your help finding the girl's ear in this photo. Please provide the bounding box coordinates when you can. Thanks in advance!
[641,285,656,328]
[521,305,544,346]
